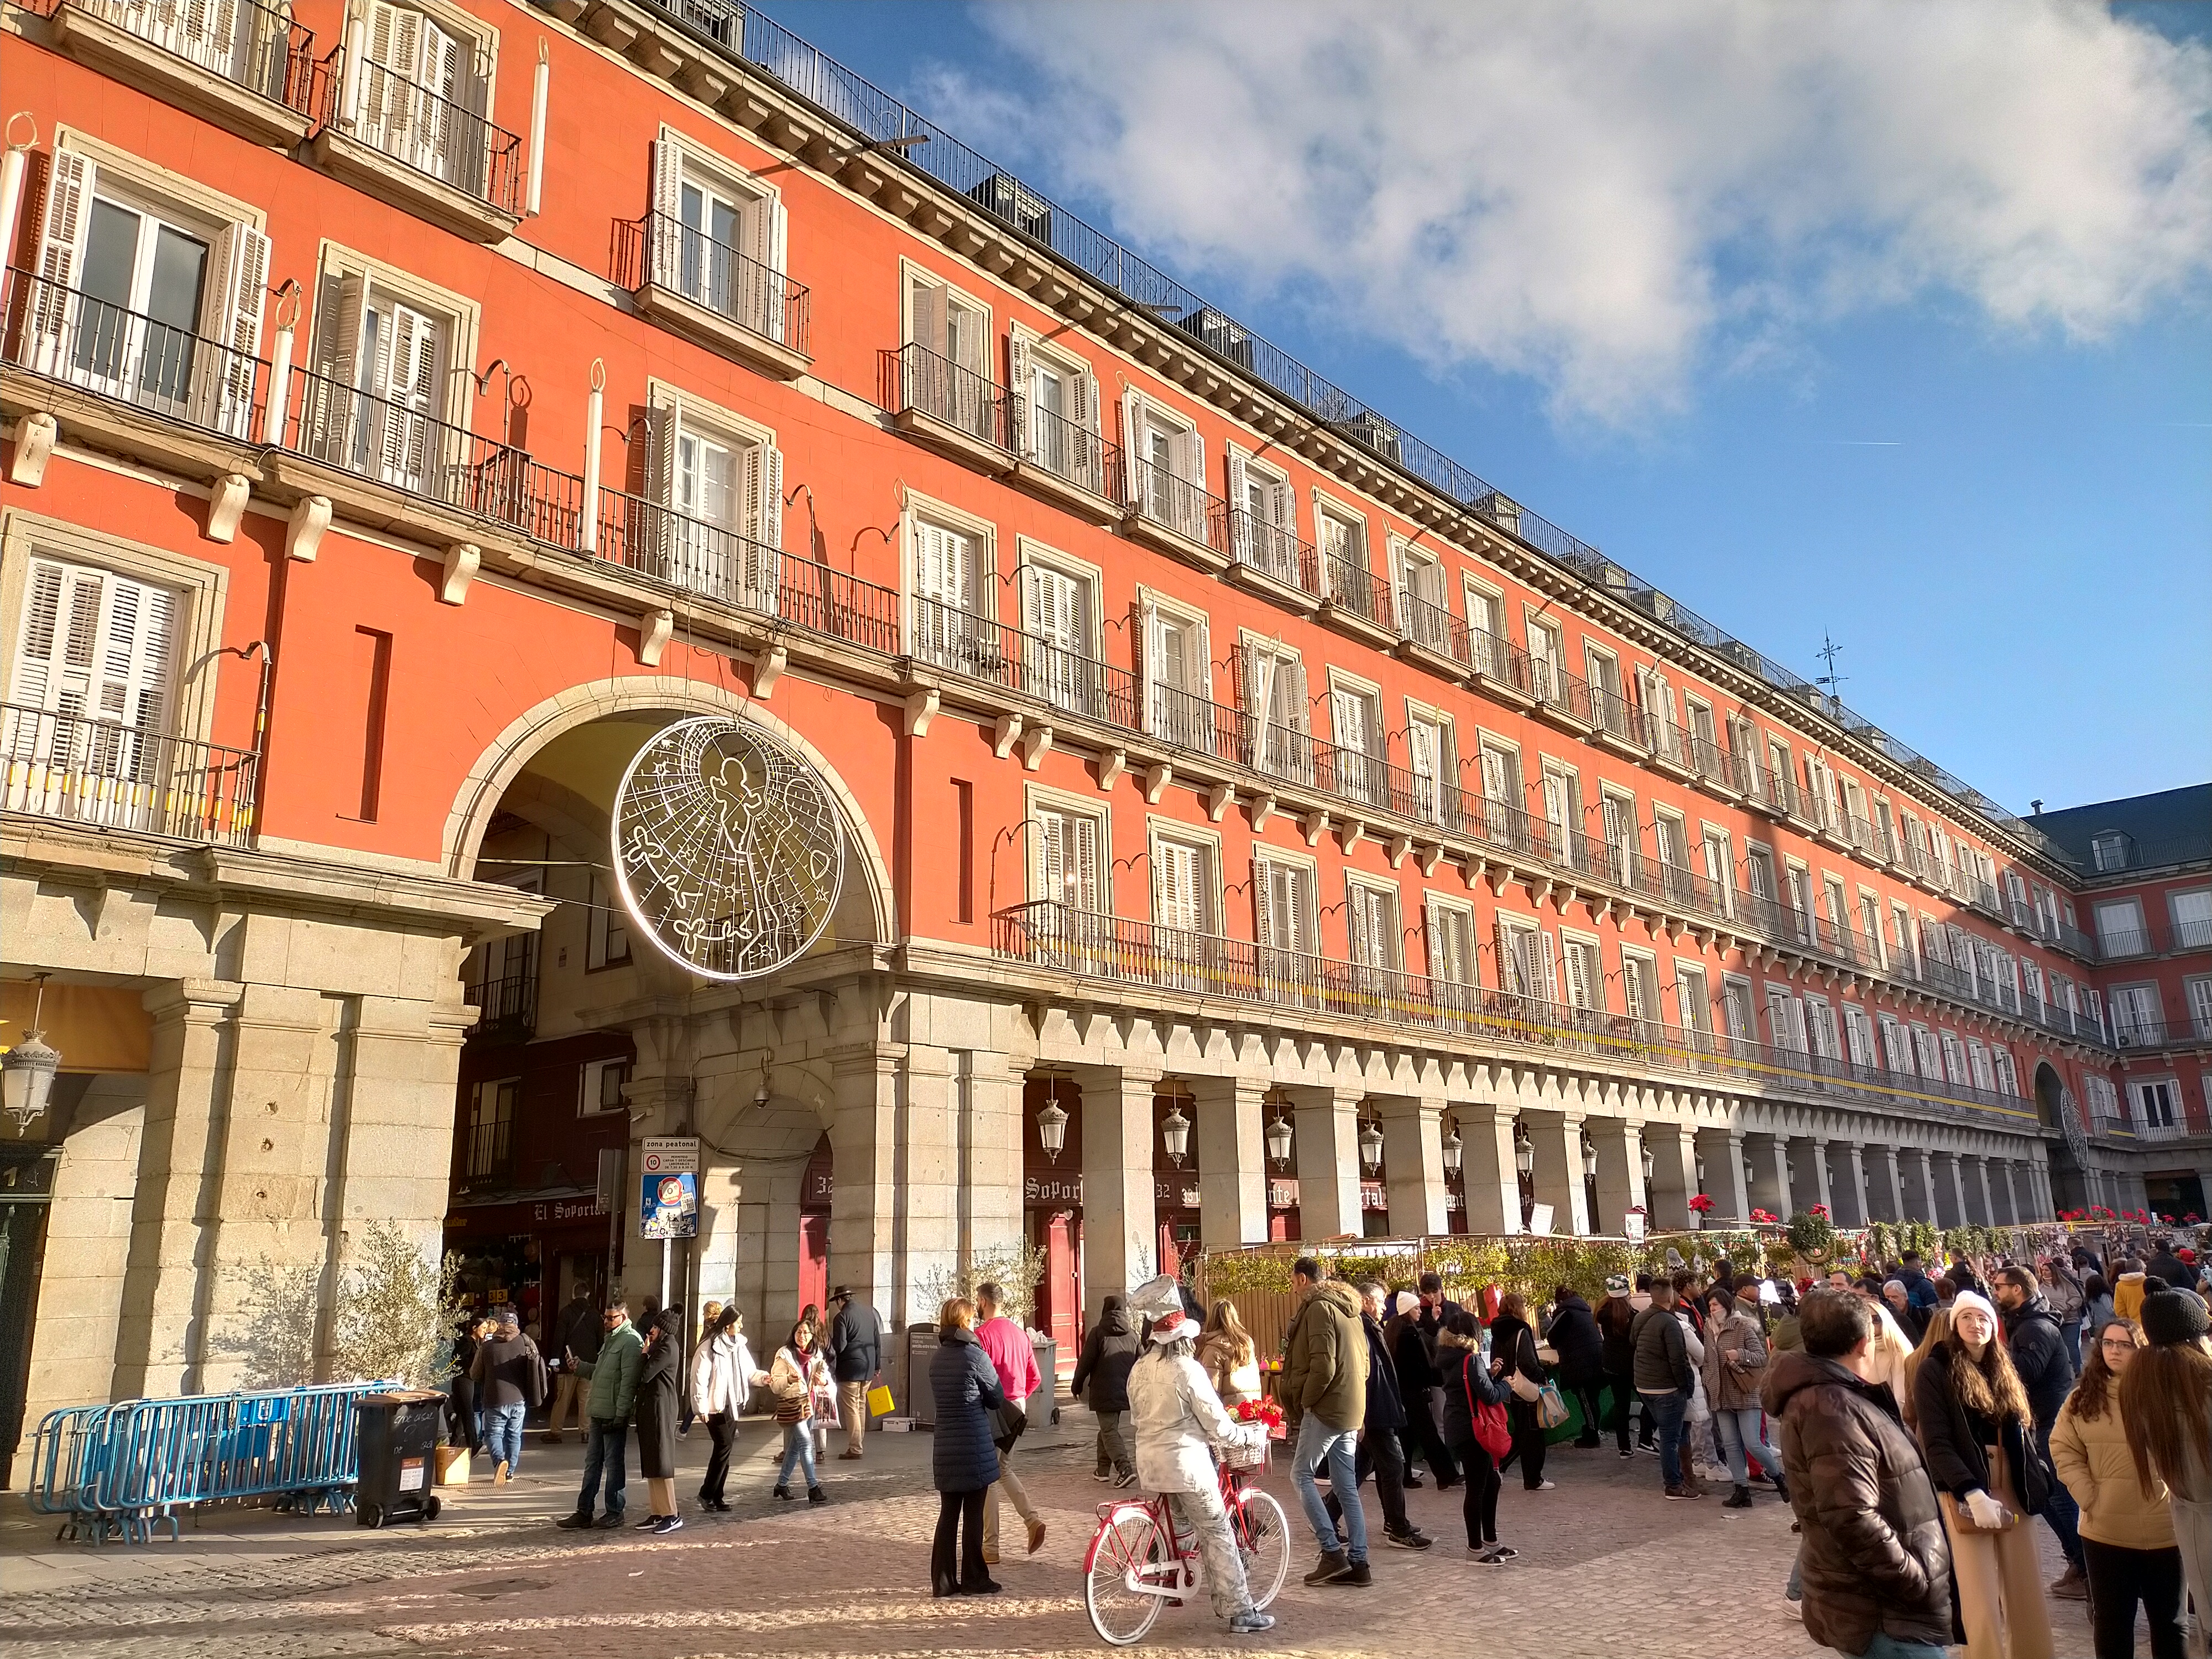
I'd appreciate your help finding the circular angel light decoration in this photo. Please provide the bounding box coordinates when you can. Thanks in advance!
[611,716,845,981]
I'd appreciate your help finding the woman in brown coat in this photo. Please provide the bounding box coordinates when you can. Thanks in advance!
[2051,1317,2185,1659]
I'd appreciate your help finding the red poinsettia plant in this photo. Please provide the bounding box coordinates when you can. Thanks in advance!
[1235,1396,1285,1431]
[1688,1193,1715,1214]
[1811,1203,1831,1219]
[1750,1208,1780,1225]
[2186,1213,2203,1225]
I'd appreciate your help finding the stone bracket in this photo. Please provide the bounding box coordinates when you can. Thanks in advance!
[637,607,675,665]
[751,642,788,697]
[285,494,331,561]
[440,541,482,606]
[1142,763,1173,804]
[1205,782,1235,823]
[8,411,58,486]
[1020,723,1053,770]
[202,472,252,543]
[1095,747,1126,792]
[902,687,939,737]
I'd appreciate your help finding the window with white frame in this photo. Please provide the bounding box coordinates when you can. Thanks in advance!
[904,265,989,375]
[1859,893,1884,968]
[1255,852,1317,956]
[1478,741,1522,818]
[648,133,789,339]
[1892,902,1918,974]
[1121,394,1206,539]
[1011,328,1102,486]
[1329,675,1386,807]
[1407,706,1453,827]
[1541,766,1580,862]
[1238,633,1311,783]
[1225,445,1298,580]
[1495,915,1557,1004]
[1966,1039,1994,1092]
[1600,790,1640,885]
[1140,592,1213,750]
[1766,987,1809,1052]
[586,872,630,969]
[1879,1014,1914,1074]
[2091,831,2132,872]
[2172,889,2212,950]
[1745,841,1777,904]
[1701,827,1733,913]
[1426,894,1478,987]
[1803,994,1839,1060]
[1316,502,1374,605]
[580,1056,629,1116]
[1674,963,1710,1033]
[638,388,784,604]
[1843,1003,1876,1068]
[1561,933,1602,1012]
[350,2,494,191]
[1913,1023,1942,1078]
[1585,645,1625,731]
[1991,1047,2017,1095]
[1151,829,1215,936]
[2135,1078,2179,1130]
[1526,614,1565,706]
[304,257,466,494]
[24,150,269,441]
[909,508,989,672]
[1032,800,1104,913]
[2187,974,2212,1040]
[1393,541,1452,653]
[1939,1030,1969,1086]
[1464,578,1509,677]
[1729,714,1762,791]
[5,556,180,787]
[1019,549,1100,718]
[2110,984,2162,1046]
[1345,877,1401,970]
[2084,1073,2120,1124]
[1620,949,1660,1025]
[1721,977,1756,1042]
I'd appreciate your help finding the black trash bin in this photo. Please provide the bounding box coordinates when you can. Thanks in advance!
[354,1390,446,1528]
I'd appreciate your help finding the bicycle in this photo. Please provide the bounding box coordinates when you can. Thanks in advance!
[1082,1453,1291,1646]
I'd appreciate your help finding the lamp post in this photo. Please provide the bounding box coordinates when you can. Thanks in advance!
[2,974,60,1136]
[1513,1121,1535,1229]
[1441,1119,1463,1177]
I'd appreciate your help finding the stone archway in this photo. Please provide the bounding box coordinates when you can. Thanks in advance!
[2036,1063,2090,1214]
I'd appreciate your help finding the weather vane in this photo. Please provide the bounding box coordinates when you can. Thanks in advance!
[1814,633,1848,701]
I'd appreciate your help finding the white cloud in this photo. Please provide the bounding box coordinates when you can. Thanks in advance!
[940,1,2212,424]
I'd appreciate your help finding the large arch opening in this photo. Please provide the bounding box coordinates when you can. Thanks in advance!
[2036,1063,2091,1215]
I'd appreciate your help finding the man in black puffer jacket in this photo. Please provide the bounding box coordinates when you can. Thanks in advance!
[1992,1264,2086,1600]
[1072,1296,1142,1485]
[1766,1289,1952,1657]
[1322,1283,1433,1552]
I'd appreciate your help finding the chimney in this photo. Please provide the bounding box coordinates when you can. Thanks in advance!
[2030,799,2043,815]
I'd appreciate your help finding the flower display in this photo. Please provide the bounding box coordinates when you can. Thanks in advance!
[1688,1193,1715,1214]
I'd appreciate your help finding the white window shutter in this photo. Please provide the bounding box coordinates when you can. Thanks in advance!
[7,561,69,713]
[196,220,271,439]
[1120,389,1143,498]
[768,196,788,275]
[1675,975,1697,1030]
[1623,954,1646,1021]
[1537,930,1559,1003]
[909,277,946,357]
[1255,860,1278,949]
[29,150,93,355]
[1224,444,1249,559]
[1494,920,1519,996]
[1271,478,1295,539]
[1008,328,1032,455]
[759,444,784,550]
[1564,940,1593,1010]
[1172,426,1204,492]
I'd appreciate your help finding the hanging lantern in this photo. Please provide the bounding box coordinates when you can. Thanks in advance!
[1358,1115,1385,1173]
[1161,1100,1191,1167]
[1441,1120,1463,1176]
[2,975,60,1136]
[1513,1122,1534,1178]
[1580,1133,1599,1180]
[1035,1082,1069,1165]
[1640,1139,1656,1184]
[1265,1107,1293,1169]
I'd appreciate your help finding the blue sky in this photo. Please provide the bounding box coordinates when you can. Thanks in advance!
[768,1,2210,816]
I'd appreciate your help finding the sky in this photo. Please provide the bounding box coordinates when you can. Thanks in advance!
[768,1,2211,817]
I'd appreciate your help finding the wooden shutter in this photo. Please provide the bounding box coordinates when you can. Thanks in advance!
[909,276,946,357]
[1008,328,1033,455]
[1155,838,1203,933]
[1331,687,1367,757]
[1171,425,1204,492]
[759,444,784,549]
[29,150,93,356]
[1723,981,1754,1041]
[1536,929,1559,1003]
[1563,939,1594,1010]
[1224,444,1250,561]
[1120,389,1144,499]
[1623,954,1648,1022]
[197,220,272,439]
[650,139,684,286]
[1494,919,1520,997]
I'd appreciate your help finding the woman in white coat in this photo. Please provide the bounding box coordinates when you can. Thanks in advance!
[1124,1308,1274,1637]
[690,1305,760,1512]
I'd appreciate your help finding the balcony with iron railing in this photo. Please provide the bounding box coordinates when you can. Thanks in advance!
[28,0,317,146]
[1144,678,1243,764]
[1588,681,1641,754]
[594,490,900,656]
[1010,394,1121,523]
[1530,658,1598,732]
[281,366,585,548]
[1122,456,1229,571]
[1466,627,1536,705]
[1,702,258,847]
[1640,708,1695,780]
[1688,731,1745,796]
[991,900,2036,1123]
[619,210,811,379]
[1317,547,1395,641]
[1747,763,1802,822]
[1395,589,1470,677]
[3,267,269,445]
[907,594,1137,728]
[2113,1016,2212,1053]
[879,341,1014,473]
[314,46,526,237]
[1225,509,1321,606]
[466,968,537,1040]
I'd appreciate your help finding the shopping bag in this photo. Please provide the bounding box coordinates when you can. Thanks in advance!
[1536,1381,1572,1430]
[867,1383,895,1417]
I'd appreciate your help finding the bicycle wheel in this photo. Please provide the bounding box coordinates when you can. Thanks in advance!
[1084,1507,1170,1647]
[1234,1488,1291,1610]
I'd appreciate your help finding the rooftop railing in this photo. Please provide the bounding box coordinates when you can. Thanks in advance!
[1,702,257,846]
[621,210,811,355]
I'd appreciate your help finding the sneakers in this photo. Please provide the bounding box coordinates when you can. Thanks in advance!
[1302,1550,1352,1585]
[493,1460,511,1485]
[2049,1566,2089,1601]
[555,1511,593,1530]
[1384,1528,1434,1551]
[1529,1479,1556,1491]
[1112,1469,1138,1489]
[1092,1468,1112,1483]
[594,1511,624,1528]
[1336,1559,1373,1587]
[1228,1611,1277,1636]
[1723,1485,1754,1510]
[1664,1485,1700,1501]
[633,1514,662,1530]
[651,1515,684,1536]
[1618,1448,1635,1459]
[837,1449,863,1461]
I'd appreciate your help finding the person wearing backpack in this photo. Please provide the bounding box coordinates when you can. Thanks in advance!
[469,1305,547,1483]
[1438,1308,1516,1564]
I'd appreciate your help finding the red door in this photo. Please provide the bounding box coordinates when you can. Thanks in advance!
[798,1214,829,1322]
[1040,1211,1082,1360]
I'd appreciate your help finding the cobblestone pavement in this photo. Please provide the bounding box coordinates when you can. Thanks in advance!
[1,1413,2115,1658]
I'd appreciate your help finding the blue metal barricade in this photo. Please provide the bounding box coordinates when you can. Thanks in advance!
[24,1383,389,1545]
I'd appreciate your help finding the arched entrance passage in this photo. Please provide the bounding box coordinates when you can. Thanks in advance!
[2036,1063,2090,1215]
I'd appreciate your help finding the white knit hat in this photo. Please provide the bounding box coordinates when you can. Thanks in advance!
[1950,1289,1999,1328]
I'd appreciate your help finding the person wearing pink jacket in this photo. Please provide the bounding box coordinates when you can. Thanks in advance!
[974,1282,1045,1564]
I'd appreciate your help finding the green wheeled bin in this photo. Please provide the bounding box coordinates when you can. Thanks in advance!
[353,1390,446,1528]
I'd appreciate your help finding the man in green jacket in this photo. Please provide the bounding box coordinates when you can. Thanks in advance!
[559,1298,643,1529]
[1279,1257,1371,1588]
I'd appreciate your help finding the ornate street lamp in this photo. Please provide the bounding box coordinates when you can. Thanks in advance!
[1513,1123,1535,1179]
[1161,1099,1191,1167]
[1441,1119,1463,1177]
[1265,1103,1293,1170]
[1641,1138,1656,1185]
[1580,1133,1599,1181]
[1358,1114,1385,1173]
[2,974,60,1137]
[1035,1078,1069,1165]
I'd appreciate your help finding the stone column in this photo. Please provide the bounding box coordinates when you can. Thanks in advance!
[1588,1114,1648,1237]
[1974,1157,1997,1228]
[1290,1088,1362,1243]
[1842,1143,1871,1227]
[828,1044,906,1323]
[1531,1111,1592,1237]
[1999,1161,2021,1225]
[1911,1149,1939,1223]
[1079,1067,1160,1318]
[1644,1118,1697,1230]
[1946,1152,1972,1229]
[967,1050,1028,1270]
[1745,1131,1789,1219]
[1697,1128,1751,1224]
[1809,1138,1835,1214]
[1191,1078,1267,1250]
[1375,1095,1449,1238]
[1457,1099,1524,1235]
[1877,1146,1905,1223]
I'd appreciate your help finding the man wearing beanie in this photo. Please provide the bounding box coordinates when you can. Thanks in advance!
[1994,1264,2088,1601]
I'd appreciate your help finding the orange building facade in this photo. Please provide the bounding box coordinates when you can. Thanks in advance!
[1,0,2201,1473]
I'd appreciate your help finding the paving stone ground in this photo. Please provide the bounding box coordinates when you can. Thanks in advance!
[0,1407,2121,1658]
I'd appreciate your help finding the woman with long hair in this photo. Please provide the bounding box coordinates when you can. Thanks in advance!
[2118,1290,2212,1659]
[2053,1317,2187,1659]
[1901,1306,1954,1433]
[1912,1291,2054,1659]
[689,1305,759,1514]
[1436,1307,1513,1563]
[1195,1298,1260,1409]
[928,1296,1005,1597]
[1489,1292,1551,1493]
[766,1314,828,1504]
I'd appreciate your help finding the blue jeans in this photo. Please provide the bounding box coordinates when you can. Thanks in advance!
[577,1416,627,1517]
[1291,1416,1368,1563]
[778,1422,818,1490]
[1715,1406,1783,1486]
[2060,1317,2083,1376]
[2034,1421,2082,1566]
[481,1402,526,1473]
[1643,1389,1689,1488]
[1850,1634,1948,1659]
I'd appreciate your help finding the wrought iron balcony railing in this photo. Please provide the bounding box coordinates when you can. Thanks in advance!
[1589,681,1639,747]
[1688,731,1745,793]
[1,701,257,846]
[622,210,811,355]
[907,594,1136,726]
[32,0,316,112]
[594,489,900,656]
[1226,509,1319,598]
[1016,393,1118,501]
[1397,589,1469,668]
[328,49,526,214]
[466,968,536,1040]
[992,900,2034,1122]
[4,267,268,441]
[1123,455,1227,555]
[1467,627,1533,695]
[1321,547,1393,632]
[284,366,585,546]
[1530,658,1597,726]
[880,341,1011,450]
